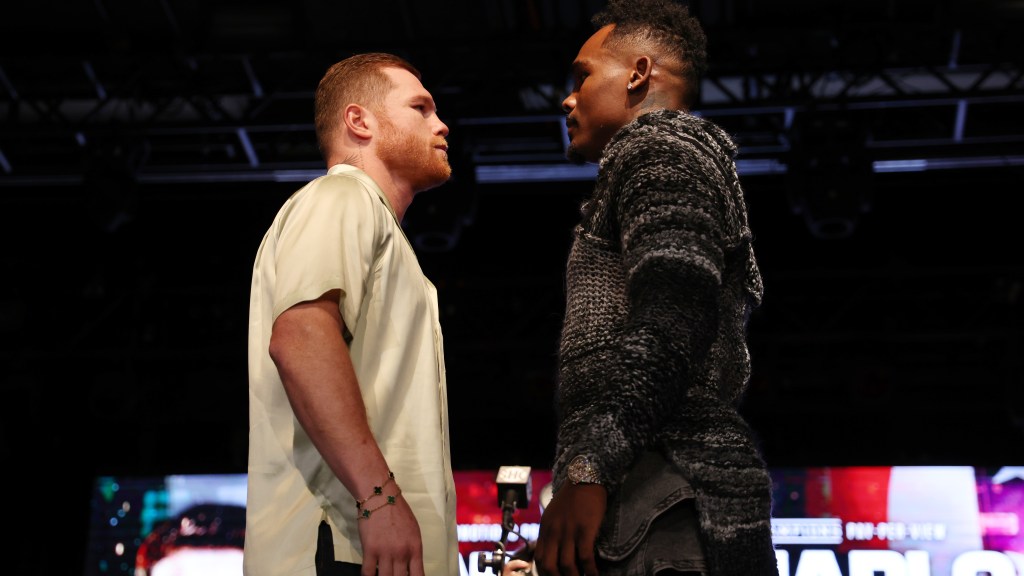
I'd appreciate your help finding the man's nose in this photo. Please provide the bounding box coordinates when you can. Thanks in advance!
[562,95,575,113]
[435,119,449,137]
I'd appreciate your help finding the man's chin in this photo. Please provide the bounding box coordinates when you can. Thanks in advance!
[416,164,452,192]
[437,163,453,184]
[565,145,588,165]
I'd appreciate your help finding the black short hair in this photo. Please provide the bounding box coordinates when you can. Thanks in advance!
[592,0,708,106]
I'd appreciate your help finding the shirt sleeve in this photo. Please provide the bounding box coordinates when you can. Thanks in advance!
[270,174,382,329]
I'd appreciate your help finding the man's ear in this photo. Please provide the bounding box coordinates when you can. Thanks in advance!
[628,55,653,91]
[344,103,374,141]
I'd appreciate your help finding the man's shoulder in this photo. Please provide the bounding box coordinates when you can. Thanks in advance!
[270,172,384,232]
[603,110,736,173]
[291,170,380,207]
[625,110,731,146]
[602,115,699,169]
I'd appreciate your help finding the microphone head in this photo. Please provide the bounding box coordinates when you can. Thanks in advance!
[495,465,532,509]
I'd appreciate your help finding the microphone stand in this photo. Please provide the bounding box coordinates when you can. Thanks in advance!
[498,488,519,546]
[480,489,523,574]
[480,465,533,575]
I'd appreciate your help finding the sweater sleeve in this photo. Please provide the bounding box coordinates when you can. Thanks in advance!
[553,125,734,493]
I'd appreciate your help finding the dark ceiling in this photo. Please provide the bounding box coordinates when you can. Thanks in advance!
[1,1,1023,574]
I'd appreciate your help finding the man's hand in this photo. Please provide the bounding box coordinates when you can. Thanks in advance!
[357,493,425,576]
[503,559,534,575]
[534,483,607,576]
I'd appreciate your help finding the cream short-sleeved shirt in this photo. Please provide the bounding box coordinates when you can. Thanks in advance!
[244,164,458,575]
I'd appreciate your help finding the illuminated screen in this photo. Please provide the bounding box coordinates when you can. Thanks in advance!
[84,466,1023,576]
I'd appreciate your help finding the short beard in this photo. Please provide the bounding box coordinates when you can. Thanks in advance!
[378,118,451,192]
[565,143,587,165]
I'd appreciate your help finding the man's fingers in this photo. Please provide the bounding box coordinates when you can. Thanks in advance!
[409,556,426,576]
[558,536,579,576]
[579,556,600,575]
[360,553,379,576]
[576,525,599,576]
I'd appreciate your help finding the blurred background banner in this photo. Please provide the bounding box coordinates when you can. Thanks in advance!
[83,467,1024,576]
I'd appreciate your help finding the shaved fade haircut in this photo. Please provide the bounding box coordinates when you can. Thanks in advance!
[592,0,708,108]
[314,52,421,160]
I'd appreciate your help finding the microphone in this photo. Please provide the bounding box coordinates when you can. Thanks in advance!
[495,465,532,509]
[479,466,533,575]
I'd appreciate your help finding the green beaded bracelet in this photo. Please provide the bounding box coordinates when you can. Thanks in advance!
[355,471,395,509]
[359,490,401,519]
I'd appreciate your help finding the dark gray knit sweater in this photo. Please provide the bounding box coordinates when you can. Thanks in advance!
[553,109,779,575]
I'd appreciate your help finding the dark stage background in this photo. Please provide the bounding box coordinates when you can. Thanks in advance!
[1,1,1022,574]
